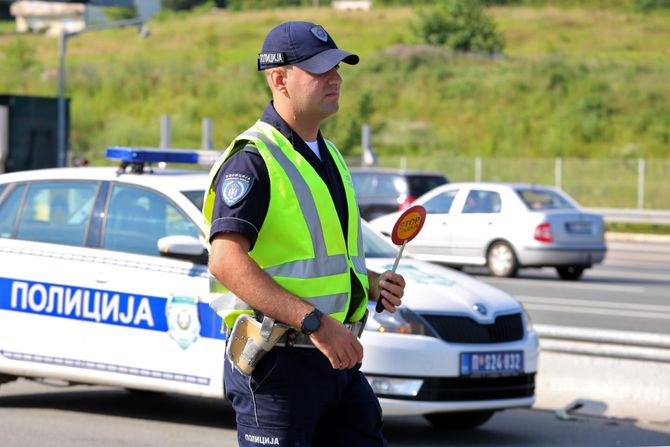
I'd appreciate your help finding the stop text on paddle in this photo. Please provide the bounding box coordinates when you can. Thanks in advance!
[376,205,426,313]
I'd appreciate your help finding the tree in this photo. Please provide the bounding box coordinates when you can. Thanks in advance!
[412,0,504,55]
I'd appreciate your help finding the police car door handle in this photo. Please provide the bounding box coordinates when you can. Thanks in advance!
[95,273,109,284]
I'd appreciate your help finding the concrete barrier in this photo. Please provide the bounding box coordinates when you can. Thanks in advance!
[534,324,670,422]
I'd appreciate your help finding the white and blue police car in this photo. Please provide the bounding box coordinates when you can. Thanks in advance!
[0,148,538,430]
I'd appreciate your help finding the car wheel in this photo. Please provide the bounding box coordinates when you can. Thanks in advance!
[556,266,585,280]
[487,241,519,277]
[425,410,495,430]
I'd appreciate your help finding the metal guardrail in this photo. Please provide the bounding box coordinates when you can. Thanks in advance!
[586,208,670,225]
[535,324,670,363]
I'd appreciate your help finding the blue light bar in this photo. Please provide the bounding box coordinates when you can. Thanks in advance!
[106,147,220,165]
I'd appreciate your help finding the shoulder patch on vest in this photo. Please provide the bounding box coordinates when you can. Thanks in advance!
[221,173,254,207]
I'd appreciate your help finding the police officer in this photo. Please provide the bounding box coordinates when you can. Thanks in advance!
[204,21,405,446]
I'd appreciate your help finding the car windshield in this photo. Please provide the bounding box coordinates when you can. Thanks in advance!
[182,190,204,210]
[362,224,398,258]
[407,175,448,197]
[516,188,575,211]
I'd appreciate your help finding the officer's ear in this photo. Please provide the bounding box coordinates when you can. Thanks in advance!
[267,67,289,95]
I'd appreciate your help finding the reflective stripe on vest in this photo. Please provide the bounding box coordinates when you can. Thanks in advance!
[204,122,368,328]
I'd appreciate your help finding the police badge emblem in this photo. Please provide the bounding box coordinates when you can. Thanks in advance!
[310,26,328,42]
[221,173,253,207]
[166,296,201,350]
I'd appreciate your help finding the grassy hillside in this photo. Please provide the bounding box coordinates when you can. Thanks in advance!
[1,5,669,164]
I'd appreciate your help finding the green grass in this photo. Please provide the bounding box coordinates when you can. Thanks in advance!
[1,6,669,175]
[607,222,670,234]
[0,20,14,34]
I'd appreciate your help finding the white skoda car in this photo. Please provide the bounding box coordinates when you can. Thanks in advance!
[0,148,538,430]
[369,182,606,280]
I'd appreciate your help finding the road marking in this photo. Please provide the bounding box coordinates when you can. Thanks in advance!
[518,295,670,320]
[483,277,646,293]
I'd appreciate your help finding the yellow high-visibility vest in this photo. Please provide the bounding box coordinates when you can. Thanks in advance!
[203,121,368,329]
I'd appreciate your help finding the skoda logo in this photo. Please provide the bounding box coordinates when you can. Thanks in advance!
[473,303,488,316]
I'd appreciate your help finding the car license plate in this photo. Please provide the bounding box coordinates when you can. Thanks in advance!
[565,222,592,234]
[460,351,523,376]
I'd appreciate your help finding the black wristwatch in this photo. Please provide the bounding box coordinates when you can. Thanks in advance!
[300,308,323,335]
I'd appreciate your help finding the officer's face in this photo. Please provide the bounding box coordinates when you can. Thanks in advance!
[285,64,343,122]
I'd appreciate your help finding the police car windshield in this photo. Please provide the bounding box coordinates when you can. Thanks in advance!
[362,224,398,258]
[182,190,204,210]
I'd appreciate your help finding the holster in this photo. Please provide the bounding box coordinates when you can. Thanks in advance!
[225,314,288,376]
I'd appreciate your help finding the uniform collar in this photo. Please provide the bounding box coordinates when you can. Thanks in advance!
[259,102,325,153]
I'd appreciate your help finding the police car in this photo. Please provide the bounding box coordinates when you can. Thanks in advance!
[0,148,538,430]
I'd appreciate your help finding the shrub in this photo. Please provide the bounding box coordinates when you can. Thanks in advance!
[161,0,210,11]
[412,0,504,54]
[633,0,670,11]
[104,6,138,21]
[226,0,324,10]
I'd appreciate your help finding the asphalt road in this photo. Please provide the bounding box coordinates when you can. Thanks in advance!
[1,380,669,447]
[465,239,670,335]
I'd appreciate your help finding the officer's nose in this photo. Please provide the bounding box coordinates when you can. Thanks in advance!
[327,67,342,85]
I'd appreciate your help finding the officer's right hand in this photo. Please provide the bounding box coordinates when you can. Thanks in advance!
[309,315,363,370]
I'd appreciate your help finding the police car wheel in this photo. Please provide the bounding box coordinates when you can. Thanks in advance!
[424,410,495,430]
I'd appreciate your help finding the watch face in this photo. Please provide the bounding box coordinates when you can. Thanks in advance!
[303,314,320,333]
[302,310,322,334]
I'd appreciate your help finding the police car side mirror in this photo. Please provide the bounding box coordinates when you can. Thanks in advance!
[157,235,208,265]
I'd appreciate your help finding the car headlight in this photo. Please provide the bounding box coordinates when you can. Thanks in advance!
[364,306,437,336]
[520,303,534,333]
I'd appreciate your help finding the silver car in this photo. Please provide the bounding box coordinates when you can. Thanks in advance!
[369,182,606,280]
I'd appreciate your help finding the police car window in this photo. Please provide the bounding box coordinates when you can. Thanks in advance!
[16,182,97,246]
[182,190,204,210]
[423,189,457,214]
[0,184,26,238]
[103,185,199,257]
[0,184,6,199]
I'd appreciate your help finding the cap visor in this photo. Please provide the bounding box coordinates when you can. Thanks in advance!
[295,49,359,74]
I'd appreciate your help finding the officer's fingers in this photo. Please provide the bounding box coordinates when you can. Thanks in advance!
[352,338,364,364]
[379,278,404,299]
[335,333,359,369]
[379,293,402,313]
[380,288,402,307]
[346,343,360,368]
[339,339,358,369]
[382,271,405,287]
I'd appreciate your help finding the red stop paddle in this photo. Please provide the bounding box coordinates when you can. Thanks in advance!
[375,205,427,313]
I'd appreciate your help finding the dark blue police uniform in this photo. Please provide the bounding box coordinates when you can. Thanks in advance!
[210,103,387,446]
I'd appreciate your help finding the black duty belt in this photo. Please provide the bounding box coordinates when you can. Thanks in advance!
[275,319,366,349]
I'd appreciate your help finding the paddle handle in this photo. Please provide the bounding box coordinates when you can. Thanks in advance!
[375,240,407,313]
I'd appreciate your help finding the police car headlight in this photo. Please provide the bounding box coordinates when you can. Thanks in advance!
[520,304,534,334]
[366,375,424,397]
[365,306,437,336]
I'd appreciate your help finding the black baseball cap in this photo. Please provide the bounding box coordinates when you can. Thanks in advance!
[258,21,359,74]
